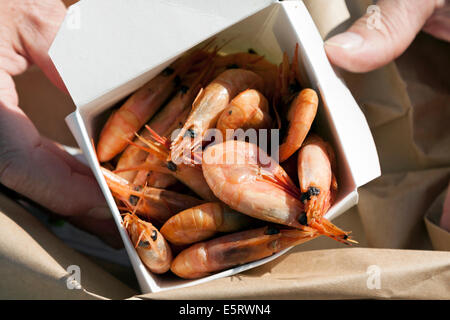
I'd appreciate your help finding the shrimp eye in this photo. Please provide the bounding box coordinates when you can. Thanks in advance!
[129,195,139,206]
[167,161,177,172]
[248,48,257,54]
[151,230,158,241]
[174,75,182,86]
[185,128,196,138]
[301,187,320,202]
[298,213,308,226]
[138,240,150,248]
[180,85,189,94]
[289,82,301,94]
[162,67,174,76]
[264,226,280,235]
[309,187,320,196]
[133,186,142,192]
[226,64,239,69]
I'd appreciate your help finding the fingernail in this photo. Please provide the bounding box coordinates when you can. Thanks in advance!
[86,206,112,219]
[325,32,364,49]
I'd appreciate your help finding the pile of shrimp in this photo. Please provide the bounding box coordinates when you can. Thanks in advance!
[95,42,357,279]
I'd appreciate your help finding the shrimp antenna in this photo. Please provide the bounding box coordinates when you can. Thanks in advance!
[144,125,171,149]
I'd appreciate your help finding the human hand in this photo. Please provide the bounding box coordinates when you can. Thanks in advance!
[0,0,121,247]
[324,0,450,232]
[324,0,450,72]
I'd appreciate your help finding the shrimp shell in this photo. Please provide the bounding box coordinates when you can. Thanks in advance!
[202,140,305,229]
[116,63,215,184]
[171,69,264,164]
[123,213,172,274]
[278,88,318,162]
[216,89,272,136]
[101,167,203,225]
[160,202,253,246]
[170,226,318,279]
[97,49,207,162]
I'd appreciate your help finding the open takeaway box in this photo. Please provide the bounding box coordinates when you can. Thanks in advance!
[49,0,381,293]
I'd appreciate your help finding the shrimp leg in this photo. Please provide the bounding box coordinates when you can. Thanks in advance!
[116,62,215,185]
[97,49,208,162]
[170,68,264,165]
[102,167,203,225]
[118,132,217,201]
[202,140,355,244]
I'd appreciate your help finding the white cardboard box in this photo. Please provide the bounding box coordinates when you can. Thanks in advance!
[50,0,381,293]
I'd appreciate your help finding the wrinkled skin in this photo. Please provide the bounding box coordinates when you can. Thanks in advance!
[0,0,121,247]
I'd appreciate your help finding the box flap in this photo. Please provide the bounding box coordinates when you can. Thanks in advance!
[278,1,381,188]
[49,0,275,108]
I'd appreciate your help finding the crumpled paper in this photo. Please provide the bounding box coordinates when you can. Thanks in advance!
[1,0,449,299]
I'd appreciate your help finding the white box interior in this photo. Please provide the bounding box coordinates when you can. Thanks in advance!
[57,1,380,293]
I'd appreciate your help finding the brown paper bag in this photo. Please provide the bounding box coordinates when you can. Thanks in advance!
[1,0,448,299]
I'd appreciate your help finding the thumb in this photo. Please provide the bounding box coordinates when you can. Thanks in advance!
[18,0,68,93]
[324,0,444,72]
[0,71,109,219]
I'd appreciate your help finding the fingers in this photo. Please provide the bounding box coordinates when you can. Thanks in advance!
[423,4,450,42]
[17,0,68,92]
[324,0,444,72]
[0,86,110,219]
[440,181,450,232]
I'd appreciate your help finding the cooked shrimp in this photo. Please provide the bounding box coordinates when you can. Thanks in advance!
[202,140,354,244]
[171,225,319,279]
[102,167,203,225]
[117,130,218,201]
[278,88,318,162]
[96,49,208,162]
[160,202,253,246]
[170,69,264,165]
[297,134,343,240]
[116,64,215,184]
[214,51,278,99]
[123,213,172,274]
[216,89,272,138]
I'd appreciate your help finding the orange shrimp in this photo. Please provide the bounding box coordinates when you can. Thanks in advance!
[96,49,208,162]
[275,45,318,162]
[202,140,354,244]
[278,88,318,162]
[133,109,190,187]
[297,134,343,240]
[213,51,278,100]
[101,167,203,225]
[216,89,272,138]
[170,68,264,165]
[171,225,319,279]
[116,63,215,185]
[117,130,218,201]
[123,213,172,274]
[160,202,254,246]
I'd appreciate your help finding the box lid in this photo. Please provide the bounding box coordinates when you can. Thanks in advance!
[49,0,275,108]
